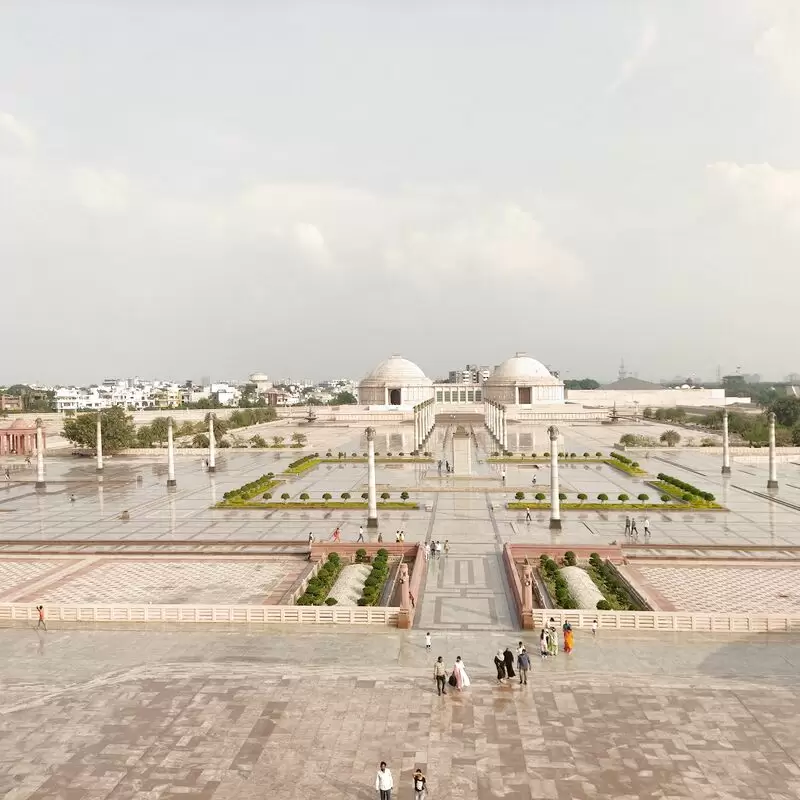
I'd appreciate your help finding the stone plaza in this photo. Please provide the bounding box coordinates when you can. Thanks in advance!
[2,393,800,797]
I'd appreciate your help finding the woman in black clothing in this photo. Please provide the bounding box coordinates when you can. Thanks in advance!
[503,646,516,679]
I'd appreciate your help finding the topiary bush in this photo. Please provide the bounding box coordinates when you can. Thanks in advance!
[564,551,577,566]
[596,599,612,611]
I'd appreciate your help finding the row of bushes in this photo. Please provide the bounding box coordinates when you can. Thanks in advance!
[492,451,604,459]
[222,472,277,502]
[358,549,390,606]
[514,492,663,504]
[656,473,715,502]
[587,553,647,611]
[538,555,577,609]
[322,451,431,458]
[610,452,640,468]
[265,491,411,503]
[296,553,342,605]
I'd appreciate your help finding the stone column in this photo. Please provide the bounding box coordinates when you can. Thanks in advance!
[208,414,216,473]
[767,411,778,489]
[166,417,177,488]
[366,426,378,527]
[501,407,508,451]
[721,409,731,475]
[548,425,561,529]
[95,414,103,473]
[35,418,46,489]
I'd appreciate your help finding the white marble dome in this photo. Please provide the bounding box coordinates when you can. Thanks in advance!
[485,352,565,405]
[358,355,434,406]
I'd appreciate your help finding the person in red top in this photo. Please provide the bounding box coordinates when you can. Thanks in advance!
[332,527,341,542]
[36,605,46,631]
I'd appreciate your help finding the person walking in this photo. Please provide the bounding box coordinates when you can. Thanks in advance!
[425,632,431,651]
[4,467,10,480]
[452,656,470,690]
[377,531,383,543]
[643,516,651,539]
[412,768,427,800]
[443,540,450,555]
[503,646,516,681]
[548,619,558,657]
[437,460,442,473]
[399,530,405,542]
[308,532,314,545]
[525,508,532,522]
[435,540,442,558]
[357,526,365,543]
[540,629,549,659]
[433,656,447,695]
[592,619,598,637]
[494,650,507,682]
[375,761,393,800]
[36,605,46,631]
[624,516,631,538]
[564,623,574,654]
[517,648,531,684]
[531,476,537,486]
[332,527,341,542]
[424,541,430,561]
[501,469,506,485]
[630,517,639,541]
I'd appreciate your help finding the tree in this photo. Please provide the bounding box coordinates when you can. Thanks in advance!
[661,494,670,503]
[329,391,357,405]
[281,493,290,502]
[642,407,654,419]
[148,417,170,446]
[577,493,587,504]
[515,491,525,501]
[299,493,310,502]
[192,433,210,448]
[63,407,136,452]
[660,430,681,447]
[637,493,649,504]
[272,436,285,447]
[793,425,800,446]
[769,397,800,428]
[618,494,629,503]
[322,493,332,502]
[380,492,390,501]
[535,492,546,504]
[361,492,369,500]
[400,491,409,502]
[341,492,351,501]
[558,493,567,501]
[291,432,307,447]
[598,493,608,504]
[263,492,272,501]
[250,435,267,447]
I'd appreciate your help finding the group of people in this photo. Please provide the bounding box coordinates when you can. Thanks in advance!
[624,515,651,541]
[432,653,470,694]
[375,761,427,800]
[493,644,533,685]
[424,540,448,560]
[437,460,452,474]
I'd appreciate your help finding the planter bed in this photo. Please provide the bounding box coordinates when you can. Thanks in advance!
[508,502,682,511]
[646,481,722,509]
[215,501,419,510]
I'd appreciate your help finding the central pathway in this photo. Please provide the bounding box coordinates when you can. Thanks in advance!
[415,424,517,631]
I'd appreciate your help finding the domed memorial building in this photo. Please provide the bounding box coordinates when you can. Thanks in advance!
[358,355,435,407]
[484,353,564,405]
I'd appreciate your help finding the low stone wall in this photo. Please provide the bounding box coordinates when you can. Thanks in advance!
[506,544,624,565]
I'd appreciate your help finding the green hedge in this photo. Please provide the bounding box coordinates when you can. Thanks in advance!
[358,548,390,606]
[222,473,279,502]
[587,553,647,611]
[296,553,343,605]
[656,473,715,502]
[538,554,576,609]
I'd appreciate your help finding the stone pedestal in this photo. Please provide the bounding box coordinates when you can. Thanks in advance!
[397,562,411,628]
[451,426,472,475]
[521,564,535,630]
[366,427,378,527]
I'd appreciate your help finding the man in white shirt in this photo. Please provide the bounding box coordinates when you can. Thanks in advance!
[375,761,393,800]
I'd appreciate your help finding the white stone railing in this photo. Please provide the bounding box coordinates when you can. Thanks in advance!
[0,603,399,626]
[534,610,800,633]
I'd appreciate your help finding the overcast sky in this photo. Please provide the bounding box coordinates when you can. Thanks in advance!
[2,2,799,386]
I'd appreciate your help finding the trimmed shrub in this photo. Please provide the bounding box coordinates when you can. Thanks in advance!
[564,551,577,566]
[325,597,338,605]
[596,599,612,611]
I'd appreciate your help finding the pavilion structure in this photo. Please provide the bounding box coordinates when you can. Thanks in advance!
[0,418,45,455]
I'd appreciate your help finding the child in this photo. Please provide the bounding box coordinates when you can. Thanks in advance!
[425,632,431,651]
[592,619,598,637]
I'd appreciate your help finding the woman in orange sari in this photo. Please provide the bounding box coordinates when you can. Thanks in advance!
[563,623,574,654]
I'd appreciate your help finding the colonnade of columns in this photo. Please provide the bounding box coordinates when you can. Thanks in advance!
[414,399,435,452]
[721,409,780,490]
[484,400,507,451]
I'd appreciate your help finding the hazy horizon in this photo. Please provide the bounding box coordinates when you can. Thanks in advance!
[2,2,799,385]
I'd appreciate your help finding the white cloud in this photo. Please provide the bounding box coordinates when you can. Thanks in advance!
[213,183,582,284]
[70,167,130,213]
[606,21,658,95]
[0,112,35,149]
[707,161,800,227]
